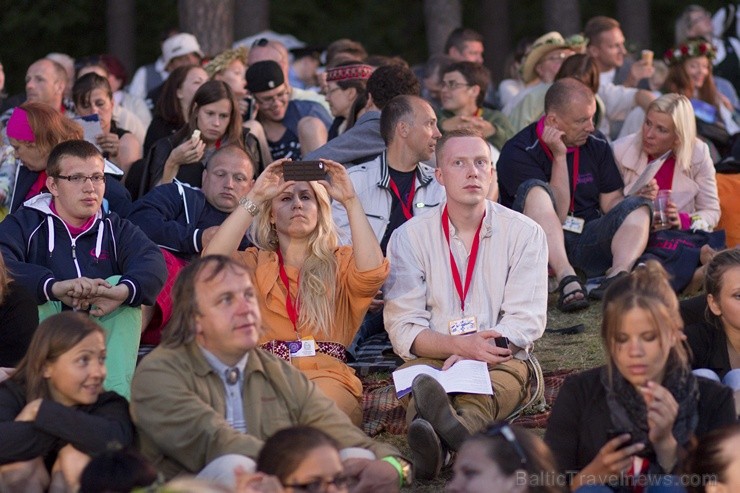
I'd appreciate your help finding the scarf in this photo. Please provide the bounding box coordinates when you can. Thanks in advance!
[600,354,699,471]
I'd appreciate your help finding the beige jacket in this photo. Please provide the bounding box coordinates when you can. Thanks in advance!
[131,343,398,479]
[613,132,720,228]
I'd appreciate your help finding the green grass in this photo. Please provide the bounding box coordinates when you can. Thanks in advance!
[392,292,607,492]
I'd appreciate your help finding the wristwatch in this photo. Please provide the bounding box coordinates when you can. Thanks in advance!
[238,196,260,216]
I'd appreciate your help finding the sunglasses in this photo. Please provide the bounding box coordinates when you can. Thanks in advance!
[484,422,528,466]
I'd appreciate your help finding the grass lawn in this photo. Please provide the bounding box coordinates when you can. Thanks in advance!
[391,292,607,492]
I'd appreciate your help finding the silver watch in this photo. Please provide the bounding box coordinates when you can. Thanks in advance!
[238,197,260,216]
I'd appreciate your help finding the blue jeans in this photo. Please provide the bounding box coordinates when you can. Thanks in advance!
[512,179,652,278]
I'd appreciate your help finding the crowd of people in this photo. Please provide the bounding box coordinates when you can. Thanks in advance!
[0,4,739,492]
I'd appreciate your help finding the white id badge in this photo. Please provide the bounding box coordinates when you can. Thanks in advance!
[448,316,478,336]
[562,215,585,234]
[289,338,316,357]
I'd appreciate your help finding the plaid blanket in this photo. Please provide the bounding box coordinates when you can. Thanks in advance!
[360,369,579,436]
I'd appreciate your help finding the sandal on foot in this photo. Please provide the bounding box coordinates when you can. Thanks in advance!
[556,275,589,313]
[588,271,628,300]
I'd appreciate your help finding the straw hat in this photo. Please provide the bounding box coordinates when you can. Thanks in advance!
[520,32,571,84]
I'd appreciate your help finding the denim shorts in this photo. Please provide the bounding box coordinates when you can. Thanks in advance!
[512,179,652,277]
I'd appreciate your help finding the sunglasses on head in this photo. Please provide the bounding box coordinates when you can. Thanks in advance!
[484,422,528,466]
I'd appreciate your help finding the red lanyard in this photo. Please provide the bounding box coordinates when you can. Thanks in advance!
[276,249,299,334]
[441,205,485,312]
[388,176,416,220]
[537,133,580,214]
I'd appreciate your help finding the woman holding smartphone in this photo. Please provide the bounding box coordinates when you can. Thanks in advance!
[544,262,735,491]
[203,159,387,425]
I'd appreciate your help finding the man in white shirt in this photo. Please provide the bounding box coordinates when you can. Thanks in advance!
[384,129,548,480]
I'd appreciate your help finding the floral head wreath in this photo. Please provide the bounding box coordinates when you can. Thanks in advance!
[663,38,716,66]
[205,46,249,78]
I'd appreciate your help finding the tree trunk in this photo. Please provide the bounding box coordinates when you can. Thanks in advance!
[617,0,651,50]
[480,0,510,83]
[423,0,462,56]
[178,0,234,57]
[106,0,136,76]
[234,0,270,41]
[543,0,581,36]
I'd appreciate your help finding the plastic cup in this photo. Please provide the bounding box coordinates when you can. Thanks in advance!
[641,50,654,66]
[653,189,672,230]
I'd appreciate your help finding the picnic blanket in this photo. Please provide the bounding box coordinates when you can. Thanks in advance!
[360,368,579,436]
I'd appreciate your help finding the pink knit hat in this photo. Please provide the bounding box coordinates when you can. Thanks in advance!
[6,107,35,142]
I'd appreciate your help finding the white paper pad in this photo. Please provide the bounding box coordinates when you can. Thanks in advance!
[392,360,493,398]
[625,150,672,196]
[73,114,103,152]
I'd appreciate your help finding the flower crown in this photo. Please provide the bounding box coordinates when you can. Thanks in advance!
[663,38,716,66]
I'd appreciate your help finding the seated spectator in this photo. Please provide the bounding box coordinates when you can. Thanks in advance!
[664,38,740,159]
[72,73,142,176]
[0,140,166,398]
[497,38,533,110]
[507,53,605,133]
[4,102,132,217]
[444,27,484,64]
[143,64,208,153]
[100,53,153,130]
[139,80,262,196]
[498,79,652,312]
[289,46,322,91]
[255,426,350,492]
[75,57,149,146]
[0,57,68,125]
[0,250,38,368]
[503,31,576,123]
[0,313,134,492]
[204,158,387,425]
[246,60,331,160]
[128,145,255,346]
[131,255,408,489]
[324,62,374,140]
[684,423,740,493]
[384,130,547,480]
[79,448,158,493]
[545,262,736,491]
[613,94,721,292]
[205,47,272,165]
[675,5,740,100]
[331,95,445,354]
[447,421,567,493]
[419,53,454,112]
[304,63,421,166]
[685,249,740,402]
[584,16,656,140]
[146,33,204,111]
[438,61,514,151]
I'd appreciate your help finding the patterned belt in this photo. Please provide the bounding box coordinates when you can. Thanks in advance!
[260,340,348,363]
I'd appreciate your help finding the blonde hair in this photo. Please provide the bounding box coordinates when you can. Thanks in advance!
[601,261,688,376]
[249,182,338,336]
[642,93,696,174]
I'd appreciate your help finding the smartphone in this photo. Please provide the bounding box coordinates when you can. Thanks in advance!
[242,97,255,122]
[606,429,634,450]
[493,336,509,349]
[283,160,327,182]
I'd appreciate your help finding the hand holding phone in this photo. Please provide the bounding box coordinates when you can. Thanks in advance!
[282,160,327,182]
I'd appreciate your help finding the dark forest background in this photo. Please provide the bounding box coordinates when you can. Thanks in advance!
[0,0,734,93]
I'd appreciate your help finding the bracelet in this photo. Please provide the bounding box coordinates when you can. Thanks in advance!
[238,196,260,216]
[381,456,412,487]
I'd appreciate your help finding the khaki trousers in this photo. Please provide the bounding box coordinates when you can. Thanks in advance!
[401,357,530,433]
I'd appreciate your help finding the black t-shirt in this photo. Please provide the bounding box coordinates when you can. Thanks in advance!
[380,167,416,254]
[269,128,301,160]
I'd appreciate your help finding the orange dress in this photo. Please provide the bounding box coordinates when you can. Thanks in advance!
[236,245,389,424]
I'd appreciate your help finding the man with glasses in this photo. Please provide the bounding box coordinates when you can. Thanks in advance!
[0,140,166,399]
[246,60,331,160]
[384,129,548,480]
[438,61,513,152]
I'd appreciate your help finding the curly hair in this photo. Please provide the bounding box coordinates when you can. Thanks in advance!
[366,64,420,110]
